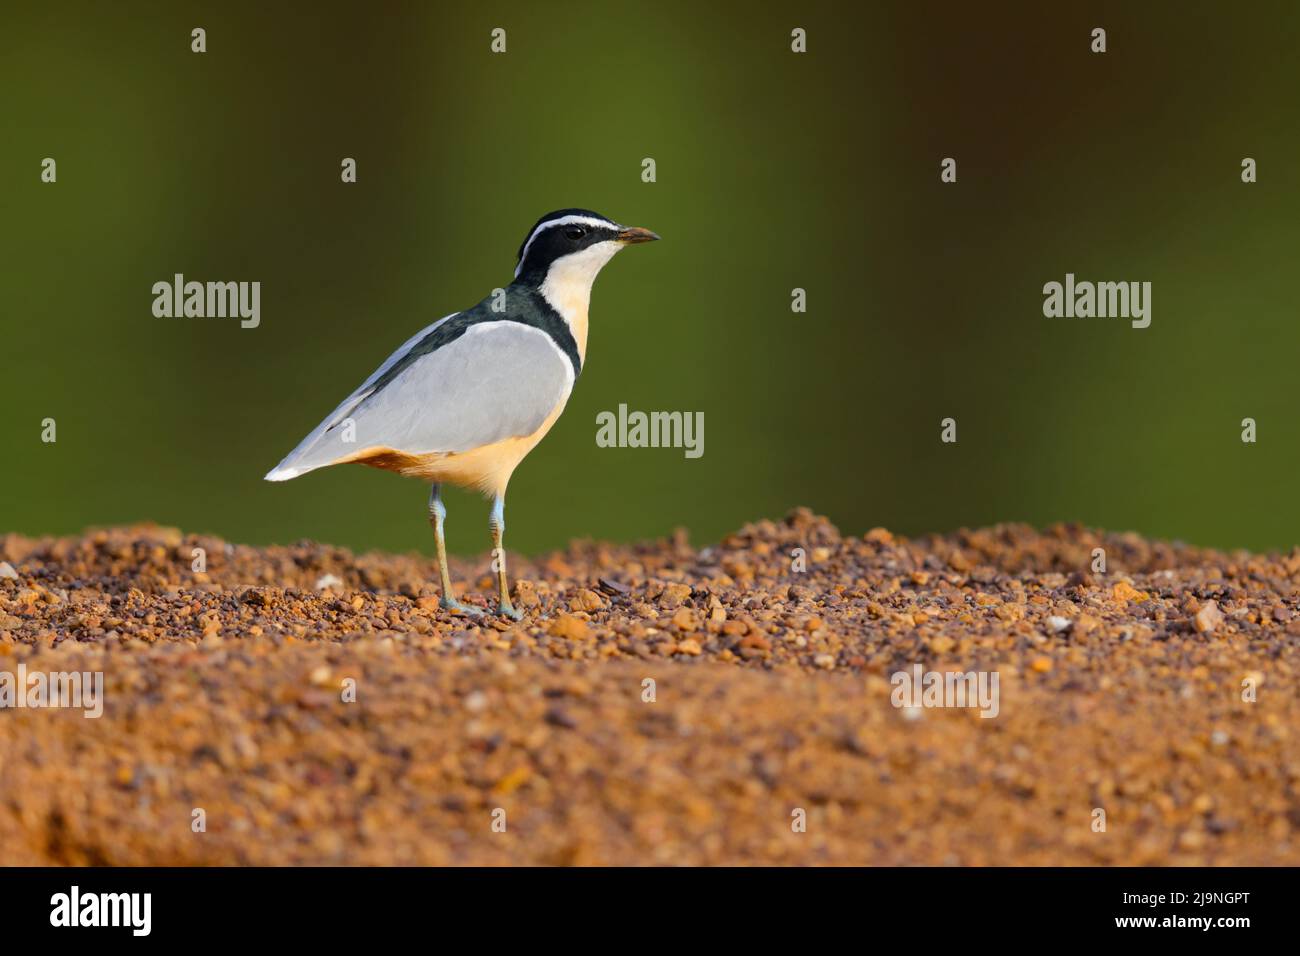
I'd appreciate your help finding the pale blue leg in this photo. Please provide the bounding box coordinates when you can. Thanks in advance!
[428,483,482,616]
[490,494,523,620]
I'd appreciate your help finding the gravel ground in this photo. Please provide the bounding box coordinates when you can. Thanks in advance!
[1,509,1297,865]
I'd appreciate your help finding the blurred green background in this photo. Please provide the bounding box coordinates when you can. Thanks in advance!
[3,1,1299,556]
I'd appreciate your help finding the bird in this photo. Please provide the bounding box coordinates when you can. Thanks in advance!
[264,209,659,619]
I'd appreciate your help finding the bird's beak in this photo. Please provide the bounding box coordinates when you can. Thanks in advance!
[616,226,660,245]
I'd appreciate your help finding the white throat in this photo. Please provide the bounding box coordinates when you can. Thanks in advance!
[538,240,621,361]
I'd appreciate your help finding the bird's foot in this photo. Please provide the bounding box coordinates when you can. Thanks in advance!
[440,597,485,617]
[497,601,524,622]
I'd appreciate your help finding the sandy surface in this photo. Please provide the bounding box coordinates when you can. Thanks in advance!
[1,509,1297,865]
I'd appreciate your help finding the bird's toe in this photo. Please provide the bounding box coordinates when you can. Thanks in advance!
[498,602,524,622]
[440,598,485,617]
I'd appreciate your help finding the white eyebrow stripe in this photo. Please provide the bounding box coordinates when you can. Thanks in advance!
[514,215,617,277]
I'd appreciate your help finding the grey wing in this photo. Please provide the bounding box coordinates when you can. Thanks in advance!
[266,321,573,479]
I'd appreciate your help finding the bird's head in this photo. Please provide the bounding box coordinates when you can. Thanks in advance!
[513,209,658,288]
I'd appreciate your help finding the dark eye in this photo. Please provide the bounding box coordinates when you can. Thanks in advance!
[564,226,586,240]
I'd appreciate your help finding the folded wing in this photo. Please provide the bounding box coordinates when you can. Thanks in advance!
[266,318,573,480]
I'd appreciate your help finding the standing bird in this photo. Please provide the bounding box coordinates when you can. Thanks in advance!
[265,209,659,618]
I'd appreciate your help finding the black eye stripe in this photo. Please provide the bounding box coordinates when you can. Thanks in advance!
[515,211,618,278]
